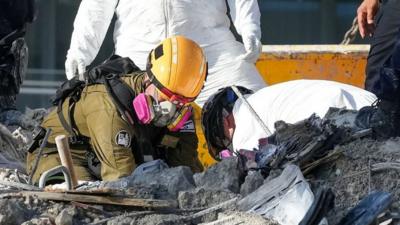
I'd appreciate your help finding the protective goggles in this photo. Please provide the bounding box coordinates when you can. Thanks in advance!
[145,50,195,106]
[145,69,194,106]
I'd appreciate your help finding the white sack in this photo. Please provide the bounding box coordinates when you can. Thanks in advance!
[232,79,377,151]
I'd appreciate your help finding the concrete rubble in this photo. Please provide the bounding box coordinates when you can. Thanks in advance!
[193,157,245,194]
[1,108,400,225]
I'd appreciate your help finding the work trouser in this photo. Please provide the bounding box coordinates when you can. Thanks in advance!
[27,83,203,183]
[365,0,400,95]
[27,84,136,182]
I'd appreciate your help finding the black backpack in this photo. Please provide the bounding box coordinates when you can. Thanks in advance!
[51,55,142,145]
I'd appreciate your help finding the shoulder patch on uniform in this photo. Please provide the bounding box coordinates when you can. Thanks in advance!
[115,130,131,148]
[179,120,195,133]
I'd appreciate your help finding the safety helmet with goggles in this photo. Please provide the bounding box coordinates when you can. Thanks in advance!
[133,36,207,131]
[146,35,208,106]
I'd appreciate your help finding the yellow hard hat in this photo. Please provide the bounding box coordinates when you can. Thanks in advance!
[146,36,207,105]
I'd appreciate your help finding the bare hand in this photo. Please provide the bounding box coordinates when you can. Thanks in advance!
[357,0,380,38]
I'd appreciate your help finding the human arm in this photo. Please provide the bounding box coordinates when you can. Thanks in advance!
[162,123,204,173]
[227,0,262,63]
[65,0,118,80]
[357,0,380,38]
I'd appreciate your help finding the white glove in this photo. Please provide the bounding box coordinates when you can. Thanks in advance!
[240,34,262,64]
[65,57,87,80]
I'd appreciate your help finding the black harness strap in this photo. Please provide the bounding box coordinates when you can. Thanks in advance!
[102,74,149,164]
[103,74,137,126]
[57,99,75,138]
[57,96,90,145]
[52,56,148,163]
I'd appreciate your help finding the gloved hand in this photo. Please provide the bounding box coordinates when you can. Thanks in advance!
[65,57,87,80]
[240,34,262,64]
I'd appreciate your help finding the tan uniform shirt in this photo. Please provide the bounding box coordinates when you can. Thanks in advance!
[27,72,203,182]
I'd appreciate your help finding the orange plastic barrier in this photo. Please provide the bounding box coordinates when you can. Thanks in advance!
[257,45,369,87]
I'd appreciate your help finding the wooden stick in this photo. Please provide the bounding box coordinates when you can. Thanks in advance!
[55,135,78,188]
[0,191,178,209]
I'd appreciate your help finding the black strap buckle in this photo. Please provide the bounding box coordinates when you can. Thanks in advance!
[68,136,89,146]
[105,73,118,80]
[27,126,46,153]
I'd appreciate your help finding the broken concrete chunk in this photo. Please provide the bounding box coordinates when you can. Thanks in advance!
[111,214,189,225]
[378,139,400,154]
[101,177,130,190]
[123,185,165,199]
[0,124,25,170]
[199,211,280,225]
[240,170,264,197]
[20,217,54,225]
[194,157,244,193]
[323,107,360,130]
[55,208,77,225]
[0,168,29,185]
[0,108,47,131]
[0,199,34,225]
[178,188,239,209]
[131,159,169,178]
[130,166,195,199]
[0,110,25,129]
[103,166,195,199]
[106,216,133,225]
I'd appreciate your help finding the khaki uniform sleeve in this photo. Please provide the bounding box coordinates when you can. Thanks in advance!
[76,89,136,181]
[162,117,204,173]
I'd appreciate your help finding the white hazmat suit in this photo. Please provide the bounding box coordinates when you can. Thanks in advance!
[65,0,267,106]
[232,79,377,151]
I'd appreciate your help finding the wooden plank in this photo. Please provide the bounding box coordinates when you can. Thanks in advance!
[2,191,177,209]
[46,187,116,195]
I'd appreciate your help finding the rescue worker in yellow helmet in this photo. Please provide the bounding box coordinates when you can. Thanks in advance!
[26,36,207,182]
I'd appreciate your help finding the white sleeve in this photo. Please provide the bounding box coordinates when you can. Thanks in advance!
[227,0,261,39]
[66,0,118,65]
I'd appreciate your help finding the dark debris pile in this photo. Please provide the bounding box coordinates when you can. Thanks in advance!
[1,108,400,225]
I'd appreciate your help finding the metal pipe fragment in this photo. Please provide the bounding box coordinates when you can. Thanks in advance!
[28,128,52,185]
[38,165,73,190]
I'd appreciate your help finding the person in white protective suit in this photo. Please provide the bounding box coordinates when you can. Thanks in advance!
[201,79,377,158]
[65,0,267,106]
